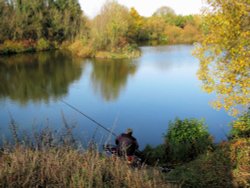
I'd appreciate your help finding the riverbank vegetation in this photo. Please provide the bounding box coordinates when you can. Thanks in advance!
[0,0,202,58]
[0,147,169,187]
[0,114,249,187]
[166,137,249,187]
[142,112,250,187]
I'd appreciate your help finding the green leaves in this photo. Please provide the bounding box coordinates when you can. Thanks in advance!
[230,109,250,138]
[164,118,213,162]
[0,0,84,42]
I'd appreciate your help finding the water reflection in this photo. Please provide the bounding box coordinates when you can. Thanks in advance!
[0,51,83,104]
[90,59,137,101]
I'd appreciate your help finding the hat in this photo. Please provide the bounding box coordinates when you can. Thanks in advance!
[126,128,133,134]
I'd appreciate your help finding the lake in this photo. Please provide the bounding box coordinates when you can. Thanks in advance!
[0,45,233,148]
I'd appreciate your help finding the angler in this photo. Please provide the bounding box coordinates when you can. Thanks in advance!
[115,128,139,157]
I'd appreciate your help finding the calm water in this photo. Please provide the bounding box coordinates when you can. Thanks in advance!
[0,45,233,148]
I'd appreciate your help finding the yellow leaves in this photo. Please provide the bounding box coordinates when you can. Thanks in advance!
[211,100,222,110]
[194,0,250,116]
[202,85,214,93]
[231,139,244,148]
[231,108,240,117]
[240,82,250,91]
[216,85,225,94]
[233,119,248,131]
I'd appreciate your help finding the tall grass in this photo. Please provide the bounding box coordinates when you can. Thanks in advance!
[0,147,173,187]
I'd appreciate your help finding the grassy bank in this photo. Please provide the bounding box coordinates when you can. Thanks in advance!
[0,146,170,187]
[1,137,248,187]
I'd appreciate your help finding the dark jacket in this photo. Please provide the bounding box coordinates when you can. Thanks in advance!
[115,133,139,156]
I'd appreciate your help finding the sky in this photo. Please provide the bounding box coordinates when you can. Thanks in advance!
[79,0,205,18]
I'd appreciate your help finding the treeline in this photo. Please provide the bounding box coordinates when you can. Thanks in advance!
[0,0,84,53]
[82,2,202,46]
[69,1,202,58]
[0,0,202,57]
[129,6,202,44]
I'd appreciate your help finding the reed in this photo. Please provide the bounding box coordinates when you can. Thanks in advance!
[0,147,173,187]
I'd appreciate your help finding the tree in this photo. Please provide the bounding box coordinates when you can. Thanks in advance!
[128,7,147,41]
[0,0,84,43]
[152,6,175,17]
[0,0,13,42]
[174,15,194,28]
[145,16,166,40]
[194,0,250,116]
[90,1,131,51]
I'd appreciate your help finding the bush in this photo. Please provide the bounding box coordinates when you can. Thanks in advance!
[68,40,93,58]
[142,144,166,165]
[166,138,250,187]
[36,38,50,51]
[164,118,213,162]
[230,109,250,139]
[164,25,183,44]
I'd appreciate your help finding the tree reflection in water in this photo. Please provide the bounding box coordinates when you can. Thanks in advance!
[90,58,137,101]
[0,51,83,104]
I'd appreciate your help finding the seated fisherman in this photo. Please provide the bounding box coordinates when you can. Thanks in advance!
[115,128,139,157]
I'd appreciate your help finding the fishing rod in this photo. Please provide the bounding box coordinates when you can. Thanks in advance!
[41,85,117,137]
[60,99,117,137]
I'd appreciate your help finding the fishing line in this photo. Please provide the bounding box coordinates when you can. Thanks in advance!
[60,99,117,137]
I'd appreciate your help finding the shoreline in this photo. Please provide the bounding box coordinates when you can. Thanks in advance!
[0,39,196,59]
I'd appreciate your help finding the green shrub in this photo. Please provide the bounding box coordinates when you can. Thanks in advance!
[36,38,50,51]
[164,118,213,162]
[142,144,166,165]
[230,109,250,139]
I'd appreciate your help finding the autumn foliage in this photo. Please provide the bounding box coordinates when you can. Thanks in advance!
[194,0,250,116]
